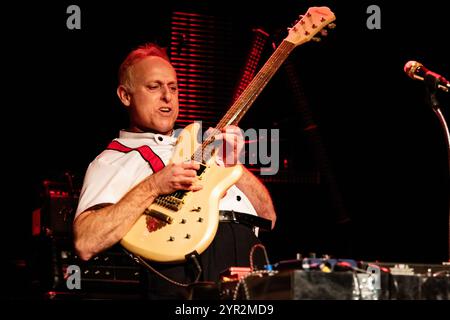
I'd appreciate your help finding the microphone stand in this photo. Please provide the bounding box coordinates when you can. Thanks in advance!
[424,74,450,261]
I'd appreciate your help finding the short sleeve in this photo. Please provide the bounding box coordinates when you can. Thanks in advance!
[74,158,134,219]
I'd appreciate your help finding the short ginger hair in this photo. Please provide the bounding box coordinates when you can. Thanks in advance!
[118,43,171,89]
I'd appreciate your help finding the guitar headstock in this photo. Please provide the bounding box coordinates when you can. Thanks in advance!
[285,7,336,46]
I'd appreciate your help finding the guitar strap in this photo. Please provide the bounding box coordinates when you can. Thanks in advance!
[106,140,165,173]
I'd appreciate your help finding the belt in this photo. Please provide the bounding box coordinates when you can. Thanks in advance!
[219,210,271,231]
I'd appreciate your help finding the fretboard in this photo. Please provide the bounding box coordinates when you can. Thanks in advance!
[192,40,296,162]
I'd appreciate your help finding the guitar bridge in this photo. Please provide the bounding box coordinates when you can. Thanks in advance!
[154,195,185,211]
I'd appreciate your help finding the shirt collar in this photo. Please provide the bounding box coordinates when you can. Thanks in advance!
[118,130,177,145]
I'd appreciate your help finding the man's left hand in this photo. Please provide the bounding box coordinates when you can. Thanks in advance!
[208,125,245,167]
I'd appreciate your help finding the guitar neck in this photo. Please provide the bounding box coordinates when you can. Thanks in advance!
[217,40,295,129]
[192,40,295,162]
[192,6,336,161]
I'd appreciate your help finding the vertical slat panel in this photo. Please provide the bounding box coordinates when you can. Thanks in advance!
[169,12,235,129]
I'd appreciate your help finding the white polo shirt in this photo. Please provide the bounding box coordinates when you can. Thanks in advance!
[75,130,258,220]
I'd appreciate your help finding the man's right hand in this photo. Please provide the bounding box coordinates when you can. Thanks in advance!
[148,161,203,195]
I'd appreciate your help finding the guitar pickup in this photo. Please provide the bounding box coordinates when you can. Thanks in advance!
[144,209,173,224]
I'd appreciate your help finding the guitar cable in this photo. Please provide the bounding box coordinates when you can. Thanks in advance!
[232,244,276,300]
[249,243,270,271]
[122,248,203,287]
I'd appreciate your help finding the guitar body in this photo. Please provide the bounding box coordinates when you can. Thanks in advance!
[121,122,243,263]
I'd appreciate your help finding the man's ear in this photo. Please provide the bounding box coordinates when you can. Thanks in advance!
[117,85,131,107]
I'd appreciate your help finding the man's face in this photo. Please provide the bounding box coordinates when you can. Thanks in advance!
[125,56,179,135]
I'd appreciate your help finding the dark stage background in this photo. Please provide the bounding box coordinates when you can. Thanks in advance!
[6,0,450,295]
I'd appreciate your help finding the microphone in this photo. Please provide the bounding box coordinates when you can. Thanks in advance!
[404,60,449,92]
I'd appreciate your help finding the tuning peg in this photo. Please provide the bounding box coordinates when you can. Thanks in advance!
[311,37,321,42]
[294,15,304,23]
[320,29,328,37]
[327,23,336,29]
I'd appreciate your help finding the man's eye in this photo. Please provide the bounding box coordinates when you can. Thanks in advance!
[169,86,178,92]
[148,84,160,90]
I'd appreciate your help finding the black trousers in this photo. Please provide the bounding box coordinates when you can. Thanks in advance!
[145,222,266,299]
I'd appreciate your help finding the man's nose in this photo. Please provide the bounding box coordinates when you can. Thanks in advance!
[161,86,172,102]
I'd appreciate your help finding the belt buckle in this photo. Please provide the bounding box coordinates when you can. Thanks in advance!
[219,210,237,223]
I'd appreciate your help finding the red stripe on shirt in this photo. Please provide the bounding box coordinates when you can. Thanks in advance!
[106,140,165,173]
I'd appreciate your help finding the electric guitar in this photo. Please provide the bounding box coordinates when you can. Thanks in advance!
[121,7,336,263]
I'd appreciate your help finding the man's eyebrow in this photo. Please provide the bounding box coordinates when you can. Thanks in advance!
[146,80,177,84]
